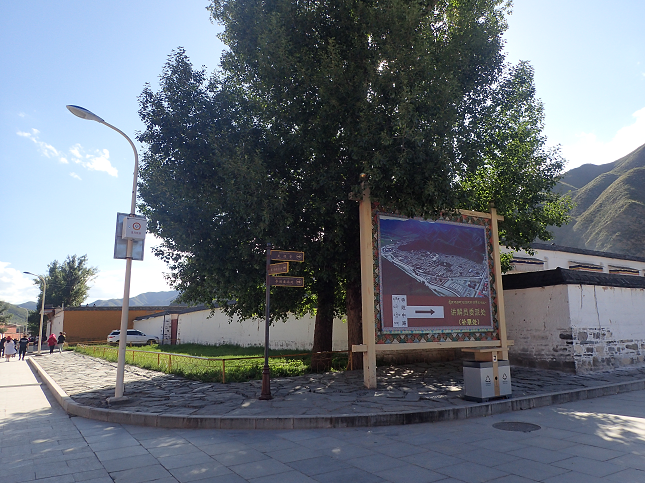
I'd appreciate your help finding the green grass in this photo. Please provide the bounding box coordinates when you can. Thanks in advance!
[74,343,348,383]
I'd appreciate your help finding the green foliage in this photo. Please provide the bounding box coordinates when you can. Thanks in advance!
[27,310,45,338]
[29,255,99,310]
[138,1,570,352]
[458,61,572,251]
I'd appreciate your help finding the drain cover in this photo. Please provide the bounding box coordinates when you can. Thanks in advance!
[493,422,541,432]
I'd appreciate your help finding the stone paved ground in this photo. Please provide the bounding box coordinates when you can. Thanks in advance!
[6,356,645,483]
[33,351,645,417]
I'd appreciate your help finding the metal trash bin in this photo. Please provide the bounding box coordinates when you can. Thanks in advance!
[463,360,511,402]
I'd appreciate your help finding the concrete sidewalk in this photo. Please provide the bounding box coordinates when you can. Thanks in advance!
[4,354,645,482]
[25,351,645,429]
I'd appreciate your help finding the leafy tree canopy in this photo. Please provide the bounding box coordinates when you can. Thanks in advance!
[137,0,571,359]
[29,255,99,310]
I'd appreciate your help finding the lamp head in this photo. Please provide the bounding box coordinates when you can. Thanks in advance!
[66,105,104,123]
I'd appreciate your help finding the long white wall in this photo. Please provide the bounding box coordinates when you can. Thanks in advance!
[135,309,349,351]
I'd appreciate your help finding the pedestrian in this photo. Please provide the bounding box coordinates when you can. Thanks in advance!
[18,335,30,360]
[4,336,16,361]
[47,334,57,354]
[0,336,5,357]
[57,332,66,353]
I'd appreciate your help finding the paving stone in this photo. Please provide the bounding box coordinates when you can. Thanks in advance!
[32,352,645,420]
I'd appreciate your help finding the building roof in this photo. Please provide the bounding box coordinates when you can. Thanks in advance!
[503,267,645,291]
[133,305,209,321]
[530,242,645,264]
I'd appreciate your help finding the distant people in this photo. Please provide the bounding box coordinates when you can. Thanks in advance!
[18,335,30,360]
[4,336,16,361]
[47,334,57,354]
[57,332,66,353]
[0,336,5,357]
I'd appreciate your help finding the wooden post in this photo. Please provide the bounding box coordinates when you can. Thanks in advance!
[359,182,377,388]
[489,204,509,361]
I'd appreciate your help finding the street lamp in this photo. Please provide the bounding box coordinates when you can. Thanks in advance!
[66,104,139,400]
[23,272,46,355]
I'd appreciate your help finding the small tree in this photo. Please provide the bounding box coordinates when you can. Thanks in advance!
[29,255,99,310]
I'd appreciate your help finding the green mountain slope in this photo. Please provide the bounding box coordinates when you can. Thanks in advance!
[1,302,29,325]
[551,143,645,256]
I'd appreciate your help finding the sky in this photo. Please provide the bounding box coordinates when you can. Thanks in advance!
[1,1,644,306]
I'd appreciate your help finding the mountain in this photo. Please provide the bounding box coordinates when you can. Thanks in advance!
[550,143,645,256]
[18,301,37,311]
[89,290,181,307]
[1,301,29,325]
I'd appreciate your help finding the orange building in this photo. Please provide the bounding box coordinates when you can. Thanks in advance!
[49,306,168,343]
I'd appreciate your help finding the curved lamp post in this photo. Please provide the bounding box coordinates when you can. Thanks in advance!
[24,271,46,355]
[66,105,139,400]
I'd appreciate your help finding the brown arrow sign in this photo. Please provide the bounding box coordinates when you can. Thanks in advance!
[270,250,304,262]
[268,262,289,275]
[269,276,304,287]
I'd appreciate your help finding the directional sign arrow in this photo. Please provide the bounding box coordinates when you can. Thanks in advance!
[270,250,304,262]
[269,276,304,287]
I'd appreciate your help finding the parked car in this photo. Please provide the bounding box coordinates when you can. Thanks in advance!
[107,329,159,346]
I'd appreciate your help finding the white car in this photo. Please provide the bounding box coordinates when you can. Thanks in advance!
[107,329,159,346]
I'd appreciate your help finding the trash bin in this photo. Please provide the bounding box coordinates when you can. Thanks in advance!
[463,360,511,402]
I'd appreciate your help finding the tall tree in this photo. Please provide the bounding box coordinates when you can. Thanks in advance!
[29,255,99,310]
[138,0,570,368]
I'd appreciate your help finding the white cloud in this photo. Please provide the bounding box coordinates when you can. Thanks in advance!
[0,262,41,305]
[84,148,118,177]
[18,132,119,178]
[562,107,645,170]
[70,172,82,180]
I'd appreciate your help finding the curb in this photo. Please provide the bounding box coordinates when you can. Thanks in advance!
[28,357,645,430]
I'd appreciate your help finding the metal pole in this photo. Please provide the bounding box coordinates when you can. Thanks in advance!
[65,106,139,399]
[24,272,46,355]
[260,242,273,400]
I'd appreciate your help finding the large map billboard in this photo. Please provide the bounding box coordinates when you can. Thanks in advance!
[378,214,493,333]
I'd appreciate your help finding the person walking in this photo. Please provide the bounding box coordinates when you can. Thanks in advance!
[4,336,17,361]
[0,336,5,357]
[18,335,30,360]
[57,332,66,353]
[47,334,57,354]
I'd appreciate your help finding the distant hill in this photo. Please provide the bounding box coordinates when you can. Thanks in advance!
[16,290,181,310]
[18,301,37,311]
[1,302,29,325]
[88,290,181,307]
[550,143,645,256]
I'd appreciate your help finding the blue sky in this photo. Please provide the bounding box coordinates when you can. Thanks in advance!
[1,1,644,305]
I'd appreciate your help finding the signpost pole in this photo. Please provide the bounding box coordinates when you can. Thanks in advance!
[359,180,377,388]
[260,242,273,400]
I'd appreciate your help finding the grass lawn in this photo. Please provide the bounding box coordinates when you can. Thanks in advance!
[74,343,348,383]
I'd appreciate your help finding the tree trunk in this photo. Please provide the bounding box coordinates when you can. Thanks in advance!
[346,278,363,370]
[311,282,335,371]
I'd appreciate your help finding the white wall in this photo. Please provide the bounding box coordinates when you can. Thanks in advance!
[505,285,575,371]
[134,315,166,342]
[135,309,349,351]
[505,283,645,373]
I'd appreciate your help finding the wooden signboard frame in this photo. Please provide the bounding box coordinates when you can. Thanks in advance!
[352,187,511,388]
